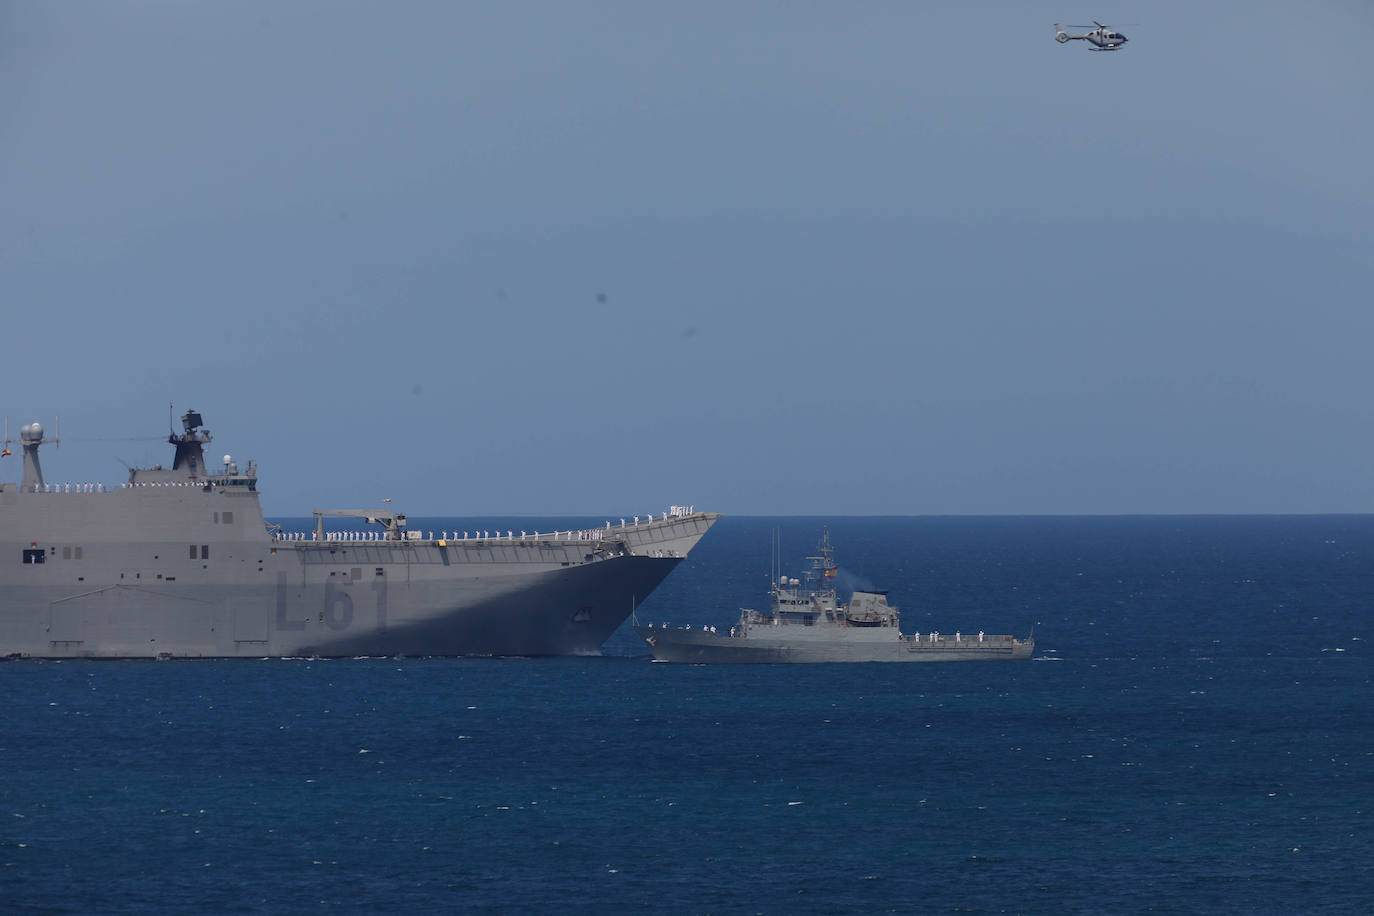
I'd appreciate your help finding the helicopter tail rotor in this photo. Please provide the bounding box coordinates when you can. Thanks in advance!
[1053,23,1070,42]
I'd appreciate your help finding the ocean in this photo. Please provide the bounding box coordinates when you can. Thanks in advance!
[2,516,1370,913]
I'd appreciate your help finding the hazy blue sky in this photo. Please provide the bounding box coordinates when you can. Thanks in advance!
[4,2,1372,515]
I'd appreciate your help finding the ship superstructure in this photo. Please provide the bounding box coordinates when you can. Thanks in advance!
[0,409,717,658]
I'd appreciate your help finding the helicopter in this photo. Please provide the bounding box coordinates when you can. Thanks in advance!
[1054,22,1130,50]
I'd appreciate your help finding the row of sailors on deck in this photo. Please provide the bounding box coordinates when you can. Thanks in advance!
[646,624,719,634]
[272,528,611,542]
[35,481,262,492]
[642,624,989,643]
[911,631,986,643]
[29,483,109,492]
[30,481,234,491]
[622,507,695,525]
[443,529,606,541]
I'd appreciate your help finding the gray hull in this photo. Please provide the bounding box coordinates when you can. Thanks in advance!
[636,626,1033,663]
[0,411,717,658]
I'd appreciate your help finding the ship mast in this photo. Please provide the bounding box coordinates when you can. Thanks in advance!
[168,409,212,477]
[807,527,838,582]
[805,527,839,617]
[4,418,59,492]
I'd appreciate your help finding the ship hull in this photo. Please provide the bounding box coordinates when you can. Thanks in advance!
[1,482,718,658]
[636,626,1033,663]
[4,554,683,659]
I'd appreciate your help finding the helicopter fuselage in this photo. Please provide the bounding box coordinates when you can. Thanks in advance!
[1085,29,1127,49]
[1055,23,1128,50]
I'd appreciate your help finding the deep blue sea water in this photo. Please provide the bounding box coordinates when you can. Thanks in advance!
[2,516,1371,914]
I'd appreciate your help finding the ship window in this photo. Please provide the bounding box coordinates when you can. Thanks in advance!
[214,512,220,523]
[201,545,210,559]
[222,511,234,524]
[351,568,361,581]
[62,547,71,560]
[74,547,83,560]
[22,548,45,564]
[190,545,198,559]
[375,568,384,576]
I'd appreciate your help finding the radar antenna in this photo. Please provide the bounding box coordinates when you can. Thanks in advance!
[4,416,60,491]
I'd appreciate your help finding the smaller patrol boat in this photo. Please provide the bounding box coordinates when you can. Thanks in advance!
[636,529,1034,663]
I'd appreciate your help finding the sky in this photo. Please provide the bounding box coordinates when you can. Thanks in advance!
[3,1,1373,516]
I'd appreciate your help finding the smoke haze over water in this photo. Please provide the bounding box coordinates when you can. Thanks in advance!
[833,567,877,599]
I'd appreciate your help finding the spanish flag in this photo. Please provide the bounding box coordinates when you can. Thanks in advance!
[1,448,10,457]
[824,568,836,578]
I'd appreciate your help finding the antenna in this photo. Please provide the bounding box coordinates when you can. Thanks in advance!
[771,526,779,587]
[2,416,60,449]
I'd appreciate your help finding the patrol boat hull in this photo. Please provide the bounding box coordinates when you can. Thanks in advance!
[0,411,717,659]
[637,625,1033,663]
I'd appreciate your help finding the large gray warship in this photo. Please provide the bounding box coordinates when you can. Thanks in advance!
[0,409,717,659]
[637,530,1033,663]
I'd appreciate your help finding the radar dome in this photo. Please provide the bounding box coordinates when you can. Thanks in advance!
[223,454,233,465]
[21,422,42,442]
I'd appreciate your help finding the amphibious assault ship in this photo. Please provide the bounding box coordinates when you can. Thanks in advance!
[0,409,717,658]
[637,530,1032,663]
